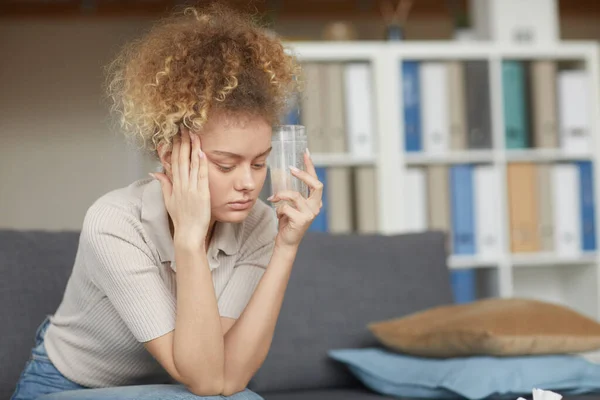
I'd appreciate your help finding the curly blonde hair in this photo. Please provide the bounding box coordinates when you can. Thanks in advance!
[104,2,302,156]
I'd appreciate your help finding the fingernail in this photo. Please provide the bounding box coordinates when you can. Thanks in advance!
[289,165,300,173]
[267,195,274,201]
[199,150,204,158]
[305,148,311,158]
[148,173,156,179]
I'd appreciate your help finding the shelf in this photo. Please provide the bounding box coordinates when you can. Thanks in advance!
[448,253,599,269]
[448,255,500,269]
[310,153,376,167]
[511,252,598,268]
[405,150,494,165]
[505,149,594,162]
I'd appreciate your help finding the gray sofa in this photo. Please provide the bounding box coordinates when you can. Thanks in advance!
[1,229,597,400]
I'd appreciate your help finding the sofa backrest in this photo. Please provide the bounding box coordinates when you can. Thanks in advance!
[0,229,81,400]
[248,231,453,393]
[0,229,452,398]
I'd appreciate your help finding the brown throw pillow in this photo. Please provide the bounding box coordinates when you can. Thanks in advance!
[368,297,600,357]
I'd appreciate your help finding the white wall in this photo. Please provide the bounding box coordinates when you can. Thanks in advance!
[0,18,158,230]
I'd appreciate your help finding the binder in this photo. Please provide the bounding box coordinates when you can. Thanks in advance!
[465,61,492,149]
[450,165,476,254]
[402,61,422,152]
[300,63,327,152]
[405,168,427,232]
[420,62,450,154]
[344,63,375,157]
[322,63,347,153]
[530,61,558,148]
[537,163,555,252]
[474,165,501,258]
[552,163,582,256]
[427,165,450,234]
[502,61,529,149]
[308,167,328,232]
[448,61,468,151]
[451,270,476,304]
[558,70,591,155]
[326,167,354,234]
[353,167,378,233]
[507,163,540,253]
[577,161,597,251]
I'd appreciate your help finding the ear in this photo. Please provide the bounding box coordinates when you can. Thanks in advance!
[157,142,173,178]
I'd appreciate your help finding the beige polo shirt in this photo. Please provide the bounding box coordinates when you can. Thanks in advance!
[43,177,277,388]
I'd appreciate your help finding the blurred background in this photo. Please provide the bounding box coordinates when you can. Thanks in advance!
[2,0,600,314]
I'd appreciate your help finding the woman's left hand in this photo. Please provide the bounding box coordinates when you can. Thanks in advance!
[268,150,323,248]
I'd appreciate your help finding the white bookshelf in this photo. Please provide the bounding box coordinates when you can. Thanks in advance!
[285,41,600,320]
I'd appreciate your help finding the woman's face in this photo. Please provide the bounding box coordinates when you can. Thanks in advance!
[162,111,272,224]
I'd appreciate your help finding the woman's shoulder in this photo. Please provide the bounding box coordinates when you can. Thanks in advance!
[82,178,151,233]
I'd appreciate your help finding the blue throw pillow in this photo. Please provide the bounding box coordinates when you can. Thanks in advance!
[329,348,600,400]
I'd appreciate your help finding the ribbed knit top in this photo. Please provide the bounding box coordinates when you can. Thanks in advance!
[43,177,277,388]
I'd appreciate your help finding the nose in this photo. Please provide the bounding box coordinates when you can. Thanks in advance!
[235,165,256,192]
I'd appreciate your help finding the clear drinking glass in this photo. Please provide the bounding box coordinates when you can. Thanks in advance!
[268,125,309,202]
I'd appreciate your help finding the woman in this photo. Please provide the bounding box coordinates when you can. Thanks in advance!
[11,3,322,400]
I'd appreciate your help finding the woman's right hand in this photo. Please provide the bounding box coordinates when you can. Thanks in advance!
[150,126,211,245]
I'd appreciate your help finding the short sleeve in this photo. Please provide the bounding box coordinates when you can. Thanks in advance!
[218,204,277,319]
[83,201,176,342]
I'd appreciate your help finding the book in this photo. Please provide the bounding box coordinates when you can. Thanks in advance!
[420,62,450,154]
[402,61,422,152]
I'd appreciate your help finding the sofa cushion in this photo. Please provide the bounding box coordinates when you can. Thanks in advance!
[248,231,453,393]
[329,347,600,400]
[0,229,80,400]
[368,297,600,358]
[262,388,398,400]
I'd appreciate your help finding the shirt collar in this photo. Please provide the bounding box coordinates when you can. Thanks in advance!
[140,179,240,269]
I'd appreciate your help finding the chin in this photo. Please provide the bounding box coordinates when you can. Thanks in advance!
[215,209,252,223]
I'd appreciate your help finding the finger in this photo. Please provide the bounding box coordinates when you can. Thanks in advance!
[149,172,172,204]
[275,202,303,222]
[171,134,181,190]
[269,190,311,213]
[179,126,191,187]
[304,149,317,179]
[197,135,209,191]
[189,132,200,190]
[290,165,323,210]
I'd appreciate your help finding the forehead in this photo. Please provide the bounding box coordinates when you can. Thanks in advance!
[199,112,272,153]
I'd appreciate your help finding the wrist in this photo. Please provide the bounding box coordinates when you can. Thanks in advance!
[174,232,206,252]
[273,240,298,258]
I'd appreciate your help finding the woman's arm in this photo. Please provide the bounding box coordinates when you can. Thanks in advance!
[144,239,225,396]
[221,243,297,395]
[221,150,323,396]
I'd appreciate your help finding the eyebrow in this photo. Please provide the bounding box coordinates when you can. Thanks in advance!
[209,147,272,159]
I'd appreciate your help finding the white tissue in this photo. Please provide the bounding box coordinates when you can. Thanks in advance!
[517,388,562,400]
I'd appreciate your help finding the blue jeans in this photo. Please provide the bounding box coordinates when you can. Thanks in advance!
[11,317,263,400]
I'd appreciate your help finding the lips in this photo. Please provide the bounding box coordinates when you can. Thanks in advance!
[230,199,252,205]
